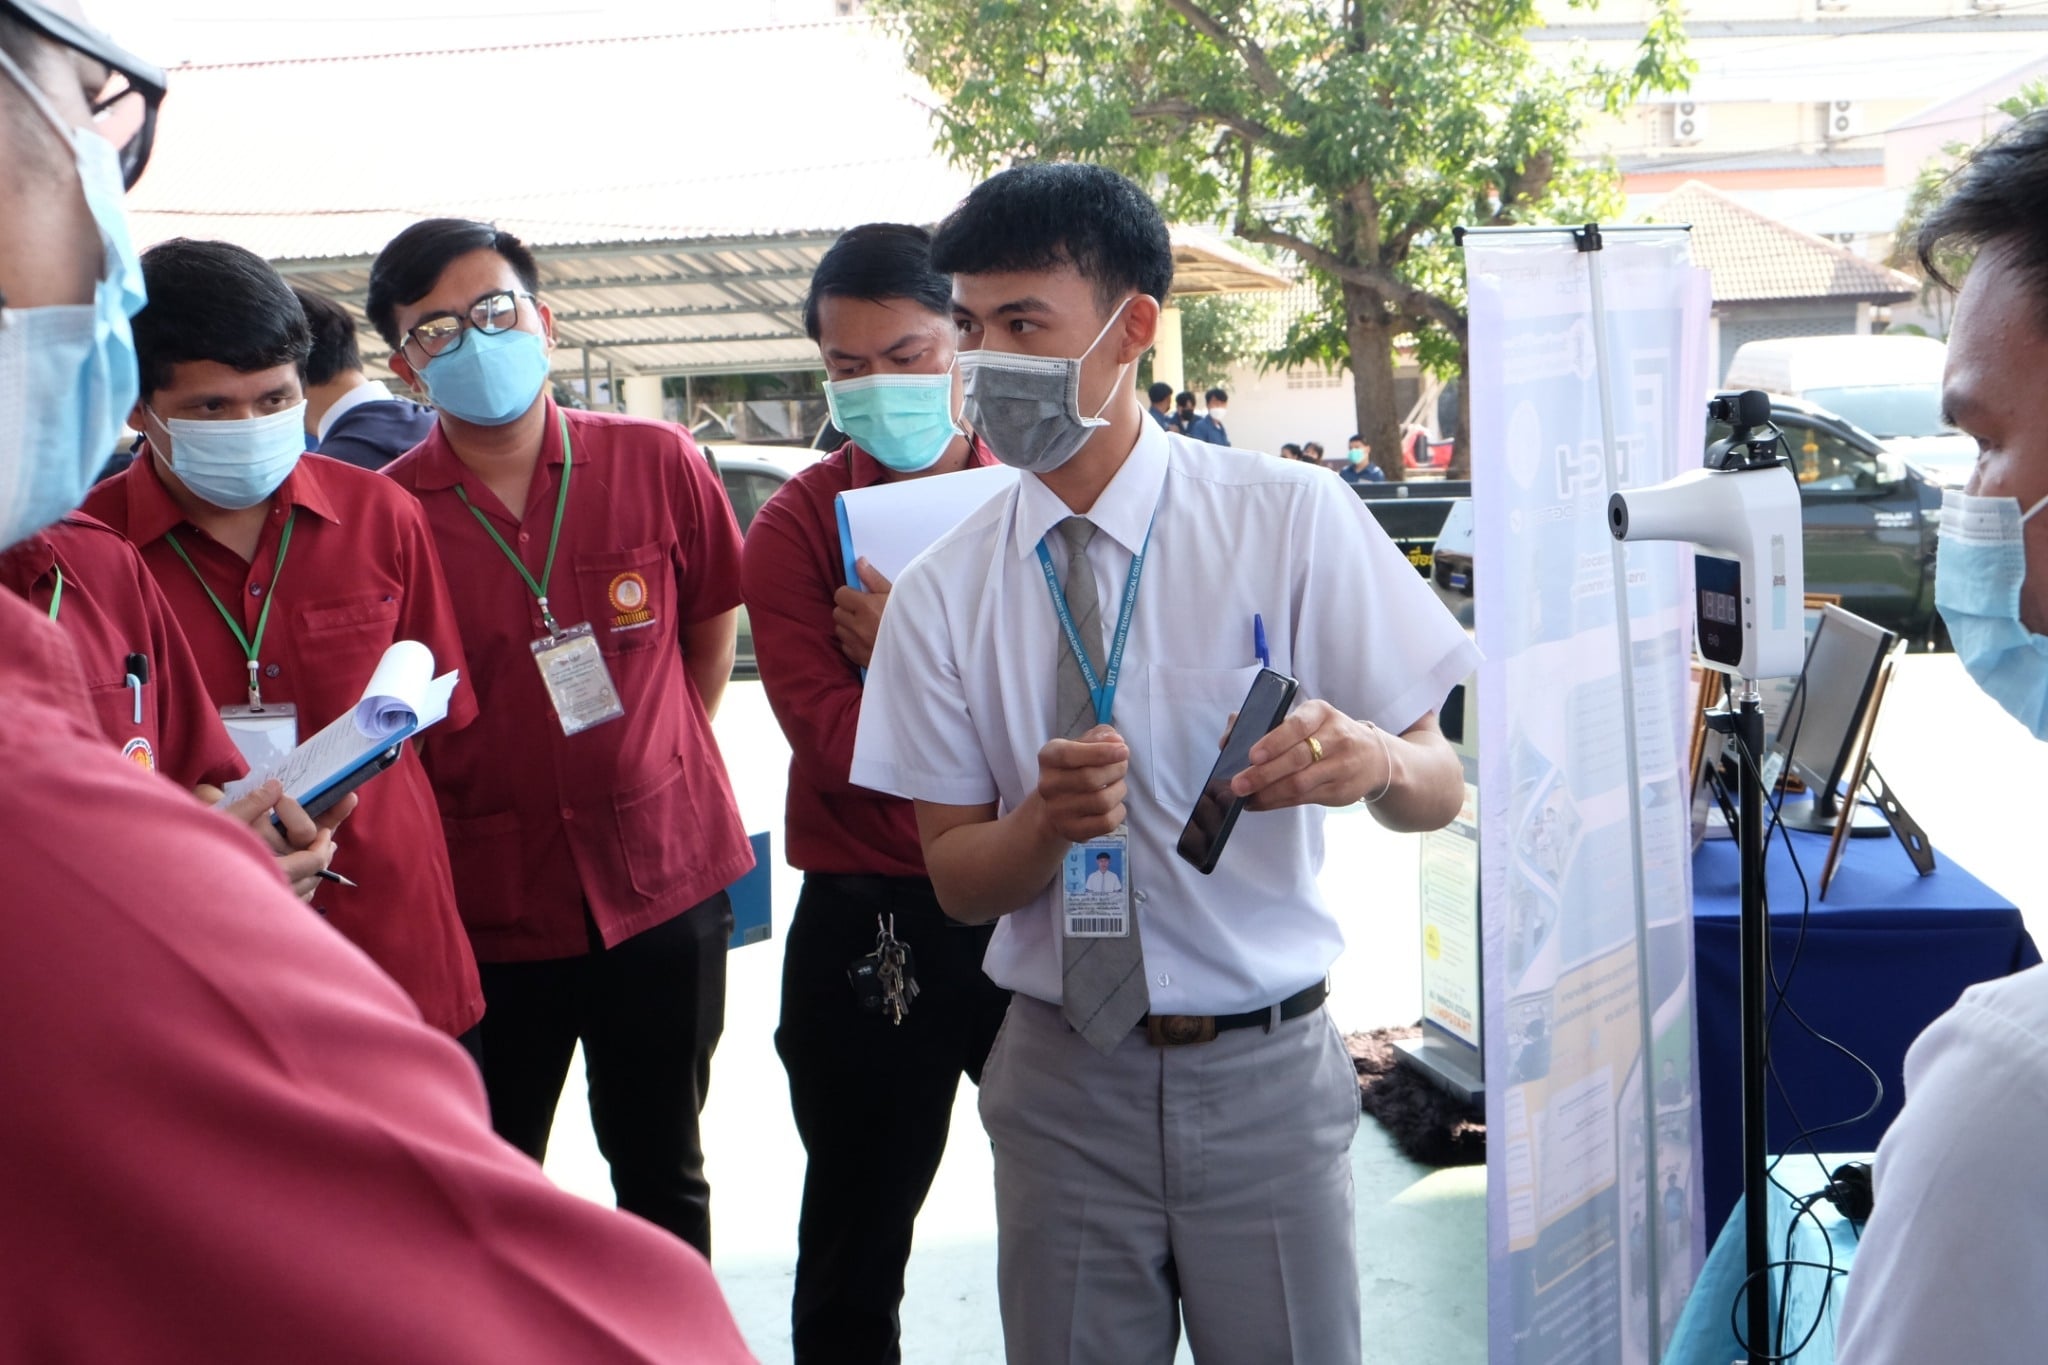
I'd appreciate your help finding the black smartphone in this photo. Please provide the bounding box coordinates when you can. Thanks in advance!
[1175,668,1299,875]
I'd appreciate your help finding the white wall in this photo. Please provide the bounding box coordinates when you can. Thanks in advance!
[1216,363,1361,459]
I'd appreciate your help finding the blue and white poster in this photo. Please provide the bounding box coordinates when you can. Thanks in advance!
[1467,228,1713,1365]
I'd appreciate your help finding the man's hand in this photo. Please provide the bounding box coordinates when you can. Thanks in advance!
[1036,723,1129,842]
[216,781,359,903]
[1229,699,1392,811]
[832,557,894,669]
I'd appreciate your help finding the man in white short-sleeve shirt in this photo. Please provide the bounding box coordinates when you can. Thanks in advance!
[850,163,1479,1365]
[1834,110,2048,1365]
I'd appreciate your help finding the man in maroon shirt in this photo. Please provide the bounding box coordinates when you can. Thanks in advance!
[372,217,753,1257]
[84,237,485,1046]
[741,223,1011,1364]
[0,2,753,1358]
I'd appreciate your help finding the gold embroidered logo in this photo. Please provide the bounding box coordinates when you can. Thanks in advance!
[608,571,655,630]
[122,737,156,771]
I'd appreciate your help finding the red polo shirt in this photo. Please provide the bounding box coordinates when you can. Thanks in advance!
[740,438,998,877]
[83,451,484,1037]
[0,513,245,790]
[383,401,753,962]
[0,589,756,1365]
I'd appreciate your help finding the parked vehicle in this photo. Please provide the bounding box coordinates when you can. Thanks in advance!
[1723,334,1973,486]
[1362,395,1947,648]
[703,443,820,678]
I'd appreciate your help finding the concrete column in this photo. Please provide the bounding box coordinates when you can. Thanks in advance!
[623,374,665,420]
[1154,303,1185,395]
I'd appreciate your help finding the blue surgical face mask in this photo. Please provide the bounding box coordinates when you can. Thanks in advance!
[0,45,147,551]
[150,402,308,510]
[824,366,960,473]
[420,326,551,427]
[1935,486,2048,737]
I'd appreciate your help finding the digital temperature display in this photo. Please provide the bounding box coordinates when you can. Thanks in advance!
[1694,554,1745,668]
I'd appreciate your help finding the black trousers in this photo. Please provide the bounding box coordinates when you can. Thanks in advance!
[477,892,731,1258]
[775,873,1011,1365]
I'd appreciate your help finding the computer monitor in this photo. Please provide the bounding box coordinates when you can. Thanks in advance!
[1771,605,1897,834]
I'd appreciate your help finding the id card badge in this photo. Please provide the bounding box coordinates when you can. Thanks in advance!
[1061,826,1131,938]
[219,702,299,772]
[532,622,626,736]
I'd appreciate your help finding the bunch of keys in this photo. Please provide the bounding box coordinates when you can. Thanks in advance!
[847,914,920,1025]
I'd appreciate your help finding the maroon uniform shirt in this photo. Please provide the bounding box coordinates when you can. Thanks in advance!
[384,402,753,961]
[83,451,484,1036]
[740,438,998,877]
[0,513,244,790]
[0,588,756,1365]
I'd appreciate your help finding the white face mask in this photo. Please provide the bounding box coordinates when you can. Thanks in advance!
[957,296,1135,475]
[1935,486,2048,737]
[149,401,308,510]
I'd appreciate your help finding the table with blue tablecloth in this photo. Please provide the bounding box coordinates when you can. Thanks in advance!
[1668,1152,1864,1365]
[1691,821,2036,1238]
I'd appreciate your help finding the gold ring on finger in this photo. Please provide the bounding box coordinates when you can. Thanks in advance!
[1306,735,1325,763]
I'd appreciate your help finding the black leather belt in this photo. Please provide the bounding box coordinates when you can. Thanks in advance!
[1141,979,1328,1047]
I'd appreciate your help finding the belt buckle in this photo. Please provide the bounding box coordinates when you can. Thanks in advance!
[1146,1014,1217,1047]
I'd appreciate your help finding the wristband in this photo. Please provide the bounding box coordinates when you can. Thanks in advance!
[1363,723,1396,804]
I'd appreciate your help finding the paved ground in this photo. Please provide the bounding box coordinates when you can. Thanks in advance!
[538,653,2044,1362]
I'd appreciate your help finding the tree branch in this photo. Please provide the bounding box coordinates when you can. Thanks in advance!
[1236,223,1466,339]
[1161,0,1292,104]
[1131,97,1294,152]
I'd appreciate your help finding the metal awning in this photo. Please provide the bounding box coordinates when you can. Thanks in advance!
[123,18,1291,383]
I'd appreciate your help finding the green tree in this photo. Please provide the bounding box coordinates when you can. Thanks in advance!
[1891,79,2048,335]
[1136,292,1271,392]
[871,0,1689,479]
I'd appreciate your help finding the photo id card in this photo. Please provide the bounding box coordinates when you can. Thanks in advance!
[219,702,299,773]
[531,623,626,736]
[1061,827,1131,938]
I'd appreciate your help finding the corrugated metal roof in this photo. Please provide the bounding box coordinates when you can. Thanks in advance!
[124,20,1294,380]
[1650,181,1917,305]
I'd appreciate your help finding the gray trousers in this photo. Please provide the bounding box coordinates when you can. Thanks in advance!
[978,993,1363,1365]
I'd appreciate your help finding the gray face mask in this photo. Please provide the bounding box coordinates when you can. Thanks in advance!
[958,297,1133,475]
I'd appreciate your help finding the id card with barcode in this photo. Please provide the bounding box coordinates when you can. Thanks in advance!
[532,623,626,736]
[1061,828,1131,938]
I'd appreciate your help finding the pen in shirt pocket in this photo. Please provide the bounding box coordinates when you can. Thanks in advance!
[1253,613,1271,670]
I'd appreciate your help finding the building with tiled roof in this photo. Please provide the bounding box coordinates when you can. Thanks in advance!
[1649,181,1918,379]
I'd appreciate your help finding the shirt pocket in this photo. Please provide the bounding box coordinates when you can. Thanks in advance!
[87,677,162,776]
[1145,664,1264,817]
[441,808,526,930]
[612,752,692,899]
[297,593,404,692]
[574,543,670,656]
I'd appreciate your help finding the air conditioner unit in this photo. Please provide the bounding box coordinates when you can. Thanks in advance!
[1670,101,1708,147]
[1824,100,1862,142]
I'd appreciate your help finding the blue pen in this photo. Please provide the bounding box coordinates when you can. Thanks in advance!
[1253,613,1270,670]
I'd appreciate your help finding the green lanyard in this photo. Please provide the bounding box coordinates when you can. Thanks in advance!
[46,566,62,623]
[166,510,297,707]
[454,414,573,636]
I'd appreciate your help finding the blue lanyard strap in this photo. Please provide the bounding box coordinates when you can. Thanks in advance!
[1034,513,1155,726]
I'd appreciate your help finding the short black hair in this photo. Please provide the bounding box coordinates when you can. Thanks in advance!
[1147,381,1172,404]
[1304,442,1324,458]
[1205,387,1228,404]
[1095,852,1111,862]
[1349,434,1363,443]
[1176,391,1196,406]
[1916,109,2048,313]
[802,222,952,342]
[293,286,363,387]
[133,239,312,398]
[1280,443,1303,458]
[930,162,1173,314]
[366,218,540,347]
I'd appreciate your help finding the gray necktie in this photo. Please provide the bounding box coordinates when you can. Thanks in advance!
[1054,516,1150,1052]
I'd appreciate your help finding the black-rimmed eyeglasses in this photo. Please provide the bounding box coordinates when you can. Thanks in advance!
[401,290,538,364]
[1,0,167,189]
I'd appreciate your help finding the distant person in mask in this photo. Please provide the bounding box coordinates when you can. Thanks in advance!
[1836,109,2048,1365]
[740,222,1011,1365]
[1186,385,1230,445]
[83,238,484,1049]
[293,285,437,470]
[1145,379,1174,429]
[372,217,752,1259]
[0,4,754,1360]
[1173,389,1198,433]
[848,163,1476,1365]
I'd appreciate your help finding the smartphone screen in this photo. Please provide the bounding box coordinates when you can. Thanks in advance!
[1175,668,1299,875]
